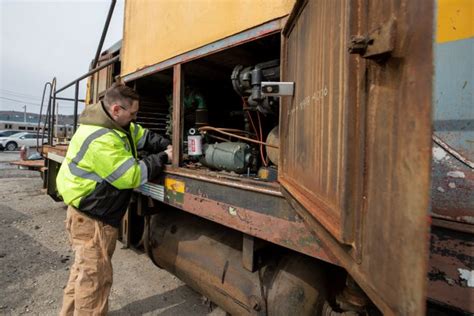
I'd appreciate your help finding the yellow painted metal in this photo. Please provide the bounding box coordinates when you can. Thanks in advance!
[437,0,473,43]
[122,0,295,77]
[165,178,185,194]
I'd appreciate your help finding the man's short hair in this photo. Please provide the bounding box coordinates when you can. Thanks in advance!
[104,83,139,109]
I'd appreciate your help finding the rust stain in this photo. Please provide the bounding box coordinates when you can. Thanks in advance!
[428,225,474,313]
[280,0,365,245]
[431,143,474,224]
[182,192,337,265]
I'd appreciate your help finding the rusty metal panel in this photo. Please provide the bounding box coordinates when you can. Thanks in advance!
[431,142,474,224]
[172,64,183,167]
[140,173,338,265]
[90,54,113,103]
[96,66,109,98]
[280,0,433,314]
[353,0,433,314]
[428,223,474,313]
[280,0,365,243]
[147,208,329,316]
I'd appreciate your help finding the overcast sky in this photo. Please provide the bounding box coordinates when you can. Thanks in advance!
[0,0,124,115]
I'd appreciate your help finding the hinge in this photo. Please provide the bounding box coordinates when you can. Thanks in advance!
[348,17,397,60]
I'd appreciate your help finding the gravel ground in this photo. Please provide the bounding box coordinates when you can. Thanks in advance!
[0,151,224,315]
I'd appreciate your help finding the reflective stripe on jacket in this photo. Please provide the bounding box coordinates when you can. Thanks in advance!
[56,120,168,227]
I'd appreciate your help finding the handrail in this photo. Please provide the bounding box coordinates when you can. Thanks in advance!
[92,0,117,70]
[36,81,52,152]
[38,1,119,146]
[55,55,119,94]
[48,78,57,145]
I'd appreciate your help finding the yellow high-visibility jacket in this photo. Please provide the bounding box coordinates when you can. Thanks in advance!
[56,101,169,227]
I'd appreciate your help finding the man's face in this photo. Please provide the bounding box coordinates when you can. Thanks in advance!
[113,100,139,127]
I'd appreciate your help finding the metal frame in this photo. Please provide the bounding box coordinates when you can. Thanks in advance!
[137,174,337,265]
[172,64,183,167]
[43,55,120,138]
[122,18,286,83]
[124,15,335,268]
[92,0,116,70]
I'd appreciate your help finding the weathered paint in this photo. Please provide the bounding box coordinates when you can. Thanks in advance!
[457,269,474,288]
[436,0,473,44]
[428,224,474,313]
[434,0,473,161]
[280,0,365,245]
[145,174,337,266]
[166,167,283,197]
[431,143,474,225]
[164,178,185,205]
[181,193,335,263]
[42,144,68,157]
[281,0,433,314]
[147,209,329,316]
[122,0,295,78]
[447,170,466,178]
[122,18,285,83]
[433,146,448,161]
[164,178,185,193]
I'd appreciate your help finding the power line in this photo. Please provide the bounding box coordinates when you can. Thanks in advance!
[0,96,44,107]
[1,92,40,101]
[0,89,42,100]
[0,96,75,107]
[0,89,85,103]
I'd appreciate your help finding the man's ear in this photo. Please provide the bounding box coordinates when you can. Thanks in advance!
[109,103,121,116]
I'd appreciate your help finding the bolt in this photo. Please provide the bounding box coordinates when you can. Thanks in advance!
[348,35,369,55]
[249,296,261,311]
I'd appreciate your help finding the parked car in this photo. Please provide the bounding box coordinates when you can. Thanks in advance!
[0,132,47,151]
[0,130,22,137]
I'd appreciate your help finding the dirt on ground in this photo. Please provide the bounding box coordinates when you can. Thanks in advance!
[0,151,224,315]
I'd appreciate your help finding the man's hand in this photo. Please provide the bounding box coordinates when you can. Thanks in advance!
[164,145,173,162]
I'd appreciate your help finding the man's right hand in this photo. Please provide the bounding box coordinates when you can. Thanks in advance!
[164,145,173,163]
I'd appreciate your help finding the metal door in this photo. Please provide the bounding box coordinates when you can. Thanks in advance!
[279,0,433,314]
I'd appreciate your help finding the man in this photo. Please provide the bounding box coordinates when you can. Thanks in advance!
[56,83,172,315]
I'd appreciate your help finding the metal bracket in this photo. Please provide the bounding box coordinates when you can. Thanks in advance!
[242,234,256,272]
[349,17,397,60]
[261,81,295,97]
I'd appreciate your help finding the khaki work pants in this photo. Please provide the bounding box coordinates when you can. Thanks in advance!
[60,206,118,316]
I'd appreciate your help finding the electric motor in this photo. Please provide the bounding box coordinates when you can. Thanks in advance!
[200,142,253,173]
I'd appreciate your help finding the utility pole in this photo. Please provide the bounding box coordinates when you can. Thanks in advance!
[23,105,27,123]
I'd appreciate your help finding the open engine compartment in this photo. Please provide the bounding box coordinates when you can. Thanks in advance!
[132,33,282,183]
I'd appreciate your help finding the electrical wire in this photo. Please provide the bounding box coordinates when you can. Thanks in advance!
[243,98,259,138]
[246,111,259,139]
[0,89,41,100]
[0,96,75,108]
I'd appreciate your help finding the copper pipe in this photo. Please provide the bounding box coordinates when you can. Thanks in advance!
[199,126,279,149]
[204,133,231,143]
[217,128,256,136]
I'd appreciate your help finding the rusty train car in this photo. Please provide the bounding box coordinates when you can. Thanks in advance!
[42,0,473,314]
